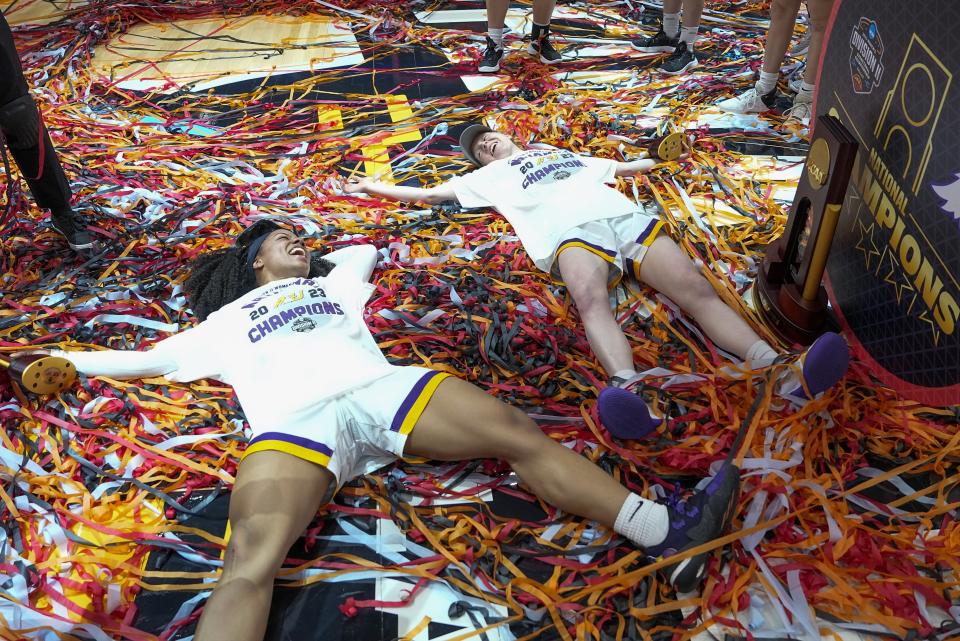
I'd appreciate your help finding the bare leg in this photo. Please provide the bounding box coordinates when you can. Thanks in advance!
[680,0,705,29]
[557,247,634,376]
[485,0,510,29]
[761,0,803,73]
[802,0,834,84]
[637,236,764,360]
[662,0,682,13]
[532,0,557,25]
[405,377,629,526]
[194,452,334,641]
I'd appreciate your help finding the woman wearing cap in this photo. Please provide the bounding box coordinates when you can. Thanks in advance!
[344,125,850,437]
[51,221,740,641]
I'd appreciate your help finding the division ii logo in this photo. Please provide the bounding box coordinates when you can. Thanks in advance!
[849,17,884,94]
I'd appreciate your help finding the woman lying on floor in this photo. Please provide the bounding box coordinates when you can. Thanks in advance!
[50,220,740,641]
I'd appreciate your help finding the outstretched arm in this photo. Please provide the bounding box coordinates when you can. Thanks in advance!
[322,243,379,283]
[342,177,457,205]
[51,324,209,381]
[51,345,177,380]
[614,158,658,177]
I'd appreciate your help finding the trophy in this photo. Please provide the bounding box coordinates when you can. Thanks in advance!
[648,131,685,162]
[755,115,859,345]
[1,353,77,394]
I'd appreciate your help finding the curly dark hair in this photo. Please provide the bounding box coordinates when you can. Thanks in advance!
[183,221,334,321]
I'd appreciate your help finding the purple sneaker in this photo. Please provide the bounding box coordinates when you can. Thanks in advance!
[597,387,662,439]
[644,462,740,592]
[784,331,850,399]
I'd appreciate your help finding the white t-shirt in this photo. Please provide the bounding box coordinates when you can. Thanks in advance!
[449,148,646,265]
[64,246,396,434]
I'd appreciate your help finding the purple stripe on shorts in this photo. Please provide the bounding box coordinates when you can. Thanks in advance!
[390,370,441,432]
[634,219,659,244]
[249,431,333,456]
[561,238,616,258]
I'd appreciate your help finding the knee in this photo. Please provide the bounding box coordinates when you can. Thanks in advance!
[222,521,290,581]
[490,406,548,466]
[671,266,718,307]
[565,278,612,318]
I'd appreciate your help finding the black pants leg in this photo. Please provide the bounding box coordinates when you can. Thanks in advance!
[1,12,72,214]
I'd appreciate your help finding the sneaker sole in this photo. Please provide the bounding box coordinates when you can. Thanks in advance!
[789,332,849,398]
[597,387,662,439]
[630,44,676,53]
[666,464,740,593]
[659,59,698,75]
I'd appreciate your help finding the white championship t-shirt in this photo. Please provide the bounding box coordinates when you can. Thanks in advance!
[448,148,646,266]
[65,246,397,434]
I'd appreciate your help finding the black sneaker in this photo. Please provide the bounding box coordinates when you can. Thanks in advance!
[644,461,740,592]
[527,35,563,64]
[478,37,504,73]
[659,41,698,75]
[51,210,95,251]
[631,28,679,53]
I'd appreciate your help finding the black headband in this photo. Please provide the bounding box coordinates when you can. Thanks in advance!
[237,220,283,276]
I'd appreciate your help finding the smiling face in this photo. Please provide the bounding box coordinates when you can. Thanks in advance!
[252,228,311,285]
[471,131,521,166]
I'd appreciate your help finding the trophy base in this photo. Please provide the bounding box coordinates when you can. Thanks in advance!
[9,355,77,395]
[755,259,828,347]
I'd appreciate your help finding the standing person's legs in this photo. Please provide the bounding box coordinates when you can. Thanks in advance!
[479,0,510,72]
[717,0,802,112]
[631,0,682,53]
[796,0,834,91]
[532,0,557,26]
[528,0,562,63]
[193,451,334,641]
[662,0,682,36]
[404,376,741,592]
[678,0,705,48]
[0,12,91,249]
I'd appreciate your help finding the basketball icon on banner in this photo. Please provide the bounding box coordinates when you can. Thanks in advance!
[818,0,960,405]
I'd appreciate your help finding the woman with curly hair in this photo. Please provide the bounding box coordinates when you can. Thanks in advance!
[50,220,740,641]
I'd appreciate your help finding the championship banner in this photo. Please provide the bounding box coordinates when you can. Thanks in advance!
[817,0,960,406]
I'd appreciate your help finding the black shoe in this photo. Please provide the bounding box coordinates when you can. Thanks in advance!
[478,37,504,73]
[659,41,698,75]
[631,28,679,53]
[644,462,741,592]
[527,35,563,64]
[51,210,95,251]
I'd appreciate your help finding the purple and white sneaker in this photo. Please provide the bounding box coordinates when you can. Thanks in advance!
[645,461,741,592]
[780,331,850,399]
[597,386,662,439]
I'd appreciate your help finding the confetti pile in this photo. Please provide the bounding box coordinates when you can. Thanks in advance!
[1,2,958,641]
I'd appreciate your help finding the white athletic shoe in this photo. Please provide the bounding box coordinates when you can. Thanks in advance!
[785,97,813,126]
[717,86,777,113]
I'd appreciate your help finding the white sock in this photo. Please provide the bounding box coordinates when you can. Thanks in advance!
[612,368,638,384]
[679,26,699,48]
[488,27,504,49]
[614,493,669,548]
[796,81,815,103]
[746,339,779,362]
[662,12,680,37]
[756,69,779,94]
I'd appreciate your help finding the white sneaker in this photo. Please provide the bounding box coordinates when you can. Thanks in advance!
[785,97,813,126]
[716,86,776,113]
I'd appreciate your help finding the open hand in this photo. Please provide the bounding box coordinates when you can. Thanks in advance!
[342,176,373,195]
